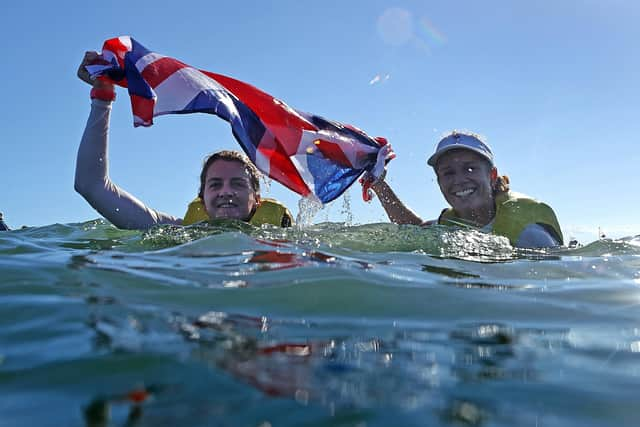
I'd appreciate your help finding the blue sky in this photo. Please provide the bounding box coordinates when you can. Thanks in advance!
[1,1,638,242]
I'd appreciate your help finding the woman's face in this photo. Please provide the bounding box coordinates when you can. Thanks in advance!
[202,160,259,221]
[435,150,496,218]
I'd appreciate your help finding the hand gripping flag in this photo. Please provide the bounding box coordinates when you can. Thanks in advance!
[85,36,395,204]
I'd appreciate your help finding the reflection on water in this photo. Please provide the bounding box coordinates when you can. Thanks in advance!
[81,302,611,427]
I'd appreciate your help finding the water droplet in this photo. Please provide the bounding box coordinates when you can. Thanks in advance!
[294,389,309,405]
[223,280,247,288]
[296,194,323,227]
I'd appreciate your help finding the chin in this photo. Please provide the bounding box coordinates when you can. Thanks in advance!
[213,211,239,220]
[450,200,480,214]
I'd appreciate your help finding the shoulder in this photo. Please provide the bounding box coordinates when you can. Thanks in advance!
[252,198,294,227]
[494,191,564,246]
[515,223,561,248]
[496,191,537,205]
[496,191,557,217]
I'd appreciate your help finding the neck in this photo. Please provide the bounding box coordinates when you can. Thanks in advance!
[455,201,496,228]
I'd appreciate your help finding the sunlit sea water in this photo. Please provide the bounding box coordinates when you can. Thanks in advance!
[1,220,640,427]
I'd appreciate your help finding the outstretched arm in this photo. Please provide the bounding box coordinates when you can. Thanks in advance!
[369,178,424,225]
[74,52,181,230]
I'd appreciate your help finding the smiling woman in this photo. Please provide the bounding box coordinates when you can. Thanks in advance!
[367,131,564,248]
[199,151,261,221]
[181,150,293,227]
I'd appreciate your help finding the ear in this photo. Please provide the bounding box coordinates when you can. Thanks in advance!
[490,167,498,182]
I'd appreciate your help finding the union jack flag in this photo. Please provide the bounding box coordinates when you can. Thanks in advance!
[86,36,394,204]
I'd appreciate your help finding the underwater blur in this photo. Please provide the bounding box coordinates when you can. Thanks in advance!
[1,220,640,427]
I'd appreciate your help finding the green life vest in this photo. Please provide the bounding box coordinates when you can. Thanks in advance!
[438,191,563,246]
[182,197,293,227]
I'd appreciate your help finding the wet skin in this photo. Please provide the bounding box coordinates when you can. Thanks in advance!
[435,150,497,226]
[202,160,259,220]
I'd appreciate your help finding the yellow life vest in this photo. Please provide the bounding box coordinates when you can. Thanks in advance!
[182,197,293,227]
[438,191,563,246]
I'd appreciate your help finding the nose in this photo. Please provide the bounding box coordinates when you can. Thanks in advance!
[453,170,466,182]
[217,181,236,197]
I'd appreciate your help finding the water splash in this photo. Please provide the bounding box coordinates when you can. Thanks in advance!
[261,176,272,194]
[340,191,354,225]
[296,194,323,227]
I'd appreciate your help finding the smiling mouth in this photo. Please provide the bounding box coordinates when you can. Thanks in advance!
[453,188,475,198]
[216,202,238,208]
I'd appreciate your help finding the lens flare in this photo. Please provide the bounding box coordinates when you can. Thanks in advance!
[418,16,447,46]
[377,8,447,54]
[377,8,413,46]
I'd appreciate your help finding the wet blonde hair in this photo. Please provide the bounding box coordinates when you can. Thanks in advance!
[493,174,510,195]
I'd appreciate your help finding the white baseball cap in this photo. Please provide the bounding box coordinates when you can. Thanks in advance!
[427,132,494,167]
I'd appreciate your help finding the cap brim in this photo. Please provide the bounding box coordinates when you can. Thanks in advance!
[427,145,493,167]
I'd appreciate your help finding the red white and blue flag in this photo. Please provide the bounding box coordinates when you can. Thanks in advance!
[86,36,394,204]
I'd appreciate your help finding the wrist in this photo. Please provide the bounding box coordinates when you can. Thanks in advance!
[370,179,386,193]
[90,86,115,102]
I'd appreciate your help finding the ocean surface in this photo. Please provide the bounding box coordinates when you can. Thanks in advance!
[1,219,640,427]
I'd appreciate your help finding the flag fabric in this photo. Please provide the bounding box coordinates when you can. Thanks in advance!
[86,36,394,204]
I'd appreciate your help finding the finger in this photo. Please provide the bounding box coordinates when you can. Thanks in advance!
[83,51,99,61]
[78,51,101,85]
[77,65,93,84]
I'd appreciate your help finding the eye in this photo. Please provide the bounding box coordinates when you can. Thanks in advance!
[208,182,222,190]
[231,179,250,189]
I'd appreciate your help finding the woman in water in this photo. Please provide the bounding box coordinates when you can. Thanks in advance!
[0,212,9,231]
[367,131,563,248]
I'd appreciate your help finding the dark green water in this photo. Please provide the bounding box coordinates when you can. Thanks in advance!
[1,220,640,426]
